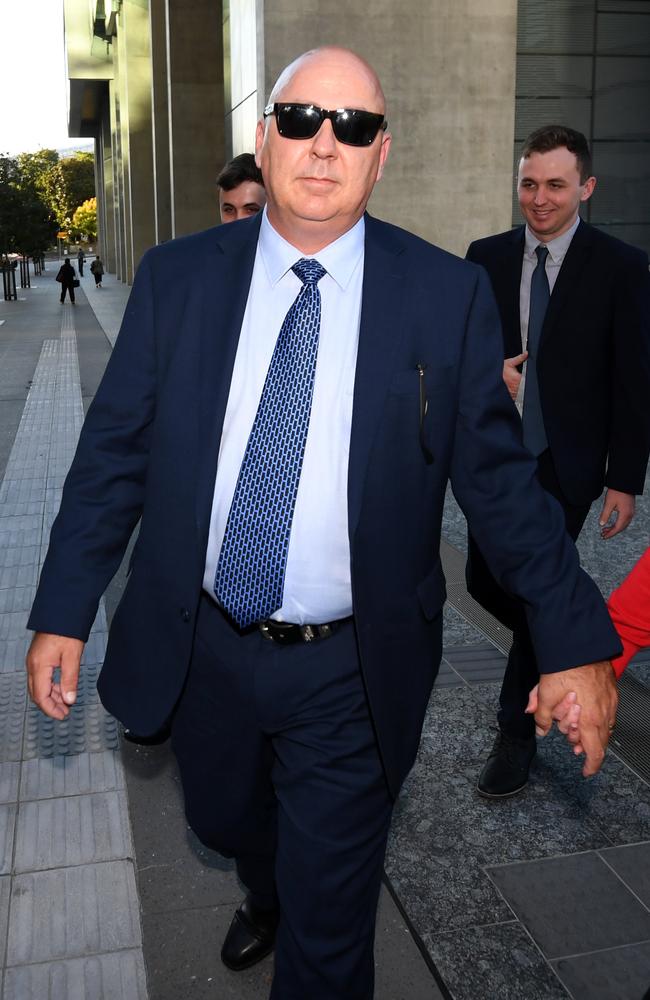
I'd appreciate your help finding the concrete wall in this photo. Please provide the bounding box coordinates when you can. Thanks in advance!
[252,0,518,256]
[165,0,225,237]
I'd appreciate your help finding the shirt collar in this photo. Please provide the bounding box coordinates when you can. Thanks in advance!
[258,208,365,291]
[524,215,580,265]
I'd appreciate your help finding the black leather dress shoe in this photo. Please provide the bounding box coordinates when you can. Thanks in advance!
[477,731,536,798]
[221,896,280,971]
[121,724,171,746]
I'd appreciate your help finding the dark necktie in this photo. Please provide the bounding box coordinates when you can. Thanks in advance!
[214,258,327,628]
[522,244,550,456]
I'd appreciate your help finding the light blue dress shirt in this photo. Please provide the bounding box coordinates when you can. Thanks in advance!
[202,210,365,623]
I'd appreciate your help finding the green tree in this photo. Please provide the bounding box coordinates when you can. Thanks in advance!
[0,154,58,255]
[71,198,98,242]
[16,149,59,199]
[26,150,96,229]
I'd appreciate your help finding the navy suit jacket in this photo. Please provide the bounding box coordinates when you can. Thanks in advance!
[28,214,621,796]
[466,221,650,507]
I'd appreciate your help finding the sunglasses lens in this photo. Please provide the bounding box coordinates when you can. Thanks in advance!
[271,104,385,146]
[333,110,383,147]
[276,105,322,139]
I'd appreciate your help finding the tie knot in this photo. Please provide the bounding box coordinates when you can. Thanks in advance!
[292,258,326,286]
[535,244,549,265]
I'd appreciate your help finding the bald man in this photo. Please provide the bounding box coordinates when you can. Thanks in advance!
[27,48,620,998]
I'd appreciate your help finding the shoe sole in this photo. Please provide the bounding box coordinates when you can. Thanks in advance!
[476,781,528,800]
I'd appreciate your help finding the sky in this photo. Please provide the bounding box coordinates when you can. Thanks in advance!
[0,0,87,155]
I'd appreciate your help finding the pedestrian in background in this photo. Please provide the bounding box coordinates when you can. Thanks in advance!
[90,256,104,288]
[217,152,266,223]
[56,258,76,304]
[77,247,85,276]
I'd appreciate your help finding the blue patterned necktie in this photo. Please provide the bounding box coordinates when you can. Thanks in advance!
[522,244,550,456]
[214,258,327,627]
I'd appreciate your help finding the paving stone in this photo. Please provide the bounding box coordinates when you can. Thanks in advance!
[425,920,568,1000]
[0,501,43,518]
[0,524,41,548]
[20,750,124,801]
[487,852,650,959]
[0,633,32,673]
[552,941,650,1000]
[0,586,36,614]
[7,860,142,965]
[0,479,46,504]
[0,559,39,590]
[3,949,148,1000]
[433,657,464,689]
[0,803,17,874]
[24,662,119,759]
[81,630,108,665]
[418,683,497,768]
[0,874,10,962]
[0,762,20,803]
[600,841,650,909]
[443,642,507,683]
[0,611,32,642]
[142,903,274,1000]
[14,791,132,872]
[0,672,26,762]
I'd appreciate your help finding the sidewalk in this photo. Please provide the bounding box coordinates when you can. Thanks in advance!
[1,263,649,1000]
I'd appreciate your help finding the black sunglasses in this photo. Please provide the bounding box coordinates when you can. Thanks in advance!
[263,102,387,147]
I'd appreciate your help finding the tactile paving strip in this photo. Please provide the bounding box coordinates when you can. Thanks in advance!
[3,950,148,1000]
[6,861,141,965]
[23,662,119,759]
[0,673,26,762]
[20,750,124,801]
[14,791,133,872]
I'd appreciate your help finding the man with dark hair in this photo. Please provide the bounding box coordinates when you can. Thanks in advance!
[27,68,621,998]
[467,124,650,799]
[217,152,266,222]
[521,124,593,182]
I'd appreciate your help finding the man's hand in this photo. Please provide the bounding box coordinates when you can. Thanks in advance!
[531,662,618,777]
[26,632,84,720]
[502,352,528,401]
[526,684,583,750]
[599,489,635,539]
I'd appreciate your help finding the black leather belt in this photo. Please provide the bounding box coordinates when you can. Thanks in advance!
[206,594,352,644]
[258,617,352,644]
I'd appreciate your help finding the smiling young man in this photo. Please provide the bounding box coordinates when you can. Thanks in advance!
[466,124,650,800]
[27,69,623,998]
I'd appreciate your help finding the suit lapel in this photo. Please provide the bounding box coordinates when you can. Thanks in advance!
[195,216,261,537]
[502,228,525,355]
[542,220,592,342]
[348,216,408,540]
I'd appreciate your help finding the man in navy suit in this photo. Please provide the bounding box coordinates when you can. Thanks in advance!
[466,125,650,800]
[26,54,621,999]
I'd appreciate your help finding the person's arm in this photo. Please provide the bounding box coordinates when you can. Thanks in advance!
[26,251,158,714]
[450,266,620,776]
[607,547,650,676]
[600,251,650,537]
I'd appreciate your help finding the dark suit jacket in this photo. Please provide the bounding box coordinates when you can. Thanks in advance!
[466,221,650,507]
[28,213,621,796]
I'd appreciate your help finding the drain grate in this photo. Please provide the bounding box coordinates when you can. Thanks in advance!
[440,538,650,784]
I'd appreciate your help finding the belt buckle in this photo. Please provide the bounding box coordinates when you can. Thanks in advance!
[258,621,274,642]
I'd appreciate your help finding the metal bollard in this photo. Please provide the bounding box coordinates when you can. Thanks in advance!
[2,265,17,301]
[19,256,30,289]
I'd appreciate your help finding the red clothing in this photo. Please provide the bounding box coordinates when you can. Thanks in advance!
[607,547,650,676]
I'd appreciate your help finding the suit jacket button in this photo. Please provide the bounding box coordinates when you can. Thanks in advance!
[180,607,191,622]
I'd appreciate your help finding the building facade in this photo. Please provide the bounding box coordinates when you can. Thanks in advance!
[64,0,649,284]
